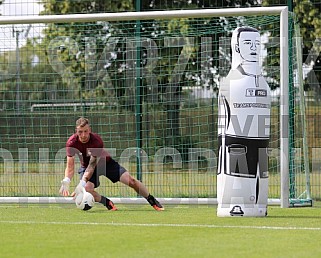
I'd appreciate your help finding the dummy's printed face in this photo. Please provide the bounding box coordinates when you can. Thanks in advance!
[237,31,261,63]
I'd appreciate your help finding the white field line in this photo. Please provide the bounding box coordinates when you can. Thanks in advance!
[0,220,321,231]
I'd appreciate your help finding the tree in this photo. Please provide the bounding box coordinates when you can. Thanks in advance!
[40,0,135,104]
[39,0,266,149]
[294,1,321,99]
[138,0,262,147]
[263,0,321,100]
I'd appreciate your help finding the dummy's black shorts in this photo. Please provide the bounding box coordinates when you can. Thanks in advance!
[78,157,127,188]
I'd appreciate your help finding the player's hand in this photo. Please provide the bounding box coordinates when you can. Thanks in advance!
[59,177,71,196]
[71,180,86,199]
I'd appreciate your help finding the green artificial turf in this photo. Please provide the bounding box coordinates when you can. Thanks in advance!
[1,203,321,258]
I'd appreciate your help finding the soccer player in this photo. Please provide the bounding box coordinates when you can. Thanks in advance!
[59,117,164,211]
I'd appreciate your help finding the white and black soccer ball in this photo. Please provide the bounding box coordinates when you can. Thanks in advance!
[75,191,95,211]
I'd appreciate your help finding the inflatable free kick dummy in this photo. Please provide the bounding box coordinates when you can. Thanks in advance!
[217,27,271,217]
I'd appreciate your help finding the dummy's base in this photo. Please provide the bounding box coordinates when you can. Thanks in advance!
[217,204,267,217]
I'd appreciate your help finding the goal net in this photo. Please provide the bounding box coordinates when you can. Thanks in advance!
[0,7,310,207]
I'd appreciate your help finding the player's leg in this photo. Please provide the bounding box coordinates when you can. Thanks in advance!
[84,182,117,211]
[102,158,164,211]
[79,167,117,211]
[119,172,164,211]
[119,171,149,197]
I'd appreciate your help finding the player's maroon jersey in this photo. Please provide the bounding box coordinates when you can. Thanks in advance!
[66,133,110,167]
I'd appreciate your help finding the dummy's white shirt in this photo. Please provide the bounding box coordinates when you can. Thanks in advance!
[218,67,271,139]
[219,29,271,139]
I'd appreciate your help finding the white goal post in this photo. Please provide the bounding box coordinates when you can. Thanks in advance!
[0,7,290,207]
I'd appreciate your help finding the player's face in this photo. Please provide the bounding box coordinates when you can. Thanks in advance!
[238,31,260,62]
[76,124,91,143]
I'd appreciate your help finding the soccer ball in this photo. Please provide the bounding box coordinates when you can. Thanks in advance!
[75,191,95,211]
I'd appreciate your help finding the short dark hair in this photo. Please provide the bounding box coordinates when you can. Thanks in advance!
[75,117,89,128]
[236,27,259,44]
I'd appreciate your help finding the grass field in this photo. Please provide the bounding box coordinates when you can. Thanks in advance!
[1,202,321,258]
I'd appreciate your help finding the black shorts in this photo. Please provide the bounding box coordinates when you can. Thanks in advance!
[78,157,127,188]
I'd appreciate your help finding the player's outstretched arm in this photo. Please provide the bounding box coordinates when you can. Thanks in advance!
[59,156,75,196]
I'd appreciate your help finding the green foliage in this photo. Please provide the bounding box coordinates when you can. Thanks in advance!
[141,0,261,10]
[263,1,321,94]
[293,1,321,94]
[6,0,318,106]
[37,0,267,107]
[38,0,136,106]
[41,0,134,15]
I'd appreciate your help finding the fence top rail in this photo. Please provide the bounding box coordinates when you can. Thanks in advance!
[30,102,106,112]
[0,6,288,25]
